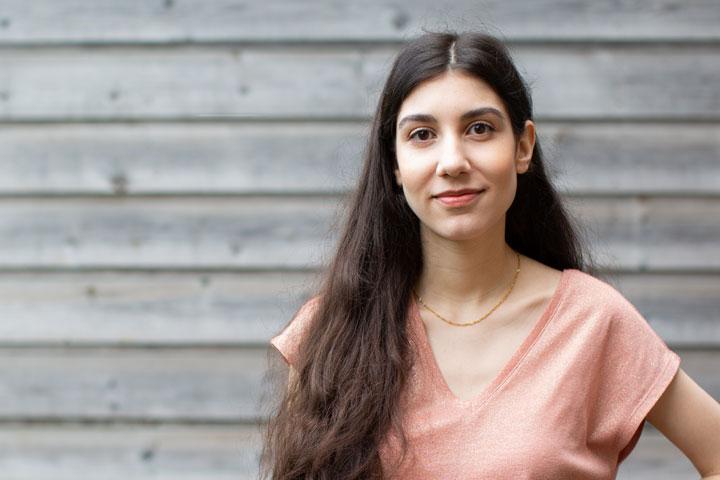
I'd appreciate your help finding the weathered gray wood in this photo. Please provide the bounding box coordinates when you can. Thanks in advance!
[0,46,717,120]
[0,271,716,347]
[0,347,265,421]
[516,45,720,119]
[541,123,720,195]
[0,271,320,346]
[0,122,717,195]
[608,272,720,348]
[0,424,261,480]
[0,347,715,422]
[0,197,334,269]
[0,123,364,195]
[0,196,716,270]
[0,0,717,44]
[566,196,720,270]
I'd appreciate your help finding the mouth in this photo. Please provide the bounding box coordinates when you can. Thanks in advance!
[432,188,486,198]
[433,189,486,207]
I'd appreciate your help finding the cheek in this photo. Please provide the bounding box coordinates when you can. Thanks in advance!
[469,141,516,172]
[395,152,432,187]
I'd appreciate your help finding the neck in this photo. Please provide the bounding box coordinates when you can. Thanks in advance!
[415,223,518,308]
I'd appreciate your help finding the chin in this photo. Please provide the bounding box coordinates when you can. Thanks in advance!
[444,231,485,242]
[428,223,487,242]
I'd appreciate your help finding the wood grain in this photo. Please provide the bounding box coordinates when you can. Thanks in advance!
[0,0,716,44]
[0,45,717,120]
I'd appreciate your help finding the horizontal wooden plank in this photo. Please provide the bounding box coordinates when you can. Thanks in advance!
[609,272,720,348]
[0,271,320,346]
[0,423,697,480]
[0,123,363,195]
[0,348,716,423]
[0,0,717,44]
[541,123,720,195]
[566,196,720,270]
[0,196,716,270]
[0,45,717,120]
[0,347,263,421]
[0,197,333,269]
[0,122,717,195]
[0,271,716,348]
[0,424,260,480]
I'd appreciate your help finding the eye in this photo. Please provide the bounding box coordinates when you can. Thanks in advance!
[468,122,494,135]
[408,128,435,142]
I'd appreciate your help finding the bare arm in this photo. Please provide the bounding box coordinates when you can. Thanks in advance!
[646,368,720,477]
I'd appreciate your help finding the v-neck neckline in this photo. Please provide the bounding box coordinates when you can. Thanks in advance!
[410,268,572,408]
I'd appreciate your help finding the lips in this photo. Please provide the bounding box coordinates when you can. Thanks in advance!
[433,189,486,207]
[433,188,485,198]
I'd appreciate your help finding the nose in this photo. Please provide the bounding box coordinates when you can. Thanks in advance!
[436,135,470,177]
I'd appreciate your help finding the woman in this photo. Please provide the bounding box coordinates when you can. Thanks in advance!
[261,31,720,479]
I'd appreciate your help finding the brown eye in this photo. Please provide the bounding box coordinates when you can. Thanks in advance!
[409,128,434,142]
[469,123,493,135]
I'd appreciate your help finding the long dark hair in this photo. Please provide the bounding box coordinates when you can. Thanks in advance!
[260,30,596,479]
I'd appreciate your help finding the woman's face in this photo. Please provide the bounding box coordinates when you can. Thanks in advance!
[394,70,535,242]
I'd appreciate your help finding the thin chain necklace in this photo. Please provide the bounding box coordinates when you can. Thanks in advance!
[413,251,521,327]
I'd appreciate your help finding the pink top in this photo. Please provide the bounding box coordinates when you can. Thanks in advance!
[270,268,681,479]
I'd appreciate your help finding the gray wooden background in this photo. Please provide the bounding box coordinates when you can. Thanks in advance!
[0,1,717,478]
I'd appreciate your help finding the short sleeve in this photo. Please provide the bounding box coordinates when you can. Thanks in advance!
[596,287,681,463]
[269,296,320,367]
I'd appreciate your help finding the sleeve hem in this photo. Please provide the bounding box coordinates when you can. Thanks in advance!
[268,295,320,369]
[614,349,681,454]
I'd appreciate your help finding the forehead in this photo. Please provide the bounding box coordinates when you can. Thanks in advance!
[397,70,507,120]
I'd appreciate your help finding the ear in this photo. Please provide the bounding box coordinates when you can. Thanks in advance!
[515,120,535,174]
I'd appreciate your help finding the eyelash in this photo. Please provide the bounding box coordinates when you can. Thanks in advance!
[408,122,494,142]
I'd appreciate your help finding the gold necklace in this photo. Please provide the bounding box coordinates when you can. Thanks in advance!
[413,251,521,327]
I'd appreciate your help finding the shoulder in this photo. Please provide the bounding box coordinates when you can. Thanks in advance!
[564,269,636,313]
[519,254,635,317]
[559,269,656,341]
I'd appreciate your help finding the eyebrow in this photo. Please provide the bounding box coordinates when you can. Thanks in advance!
[397,107,504,131]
